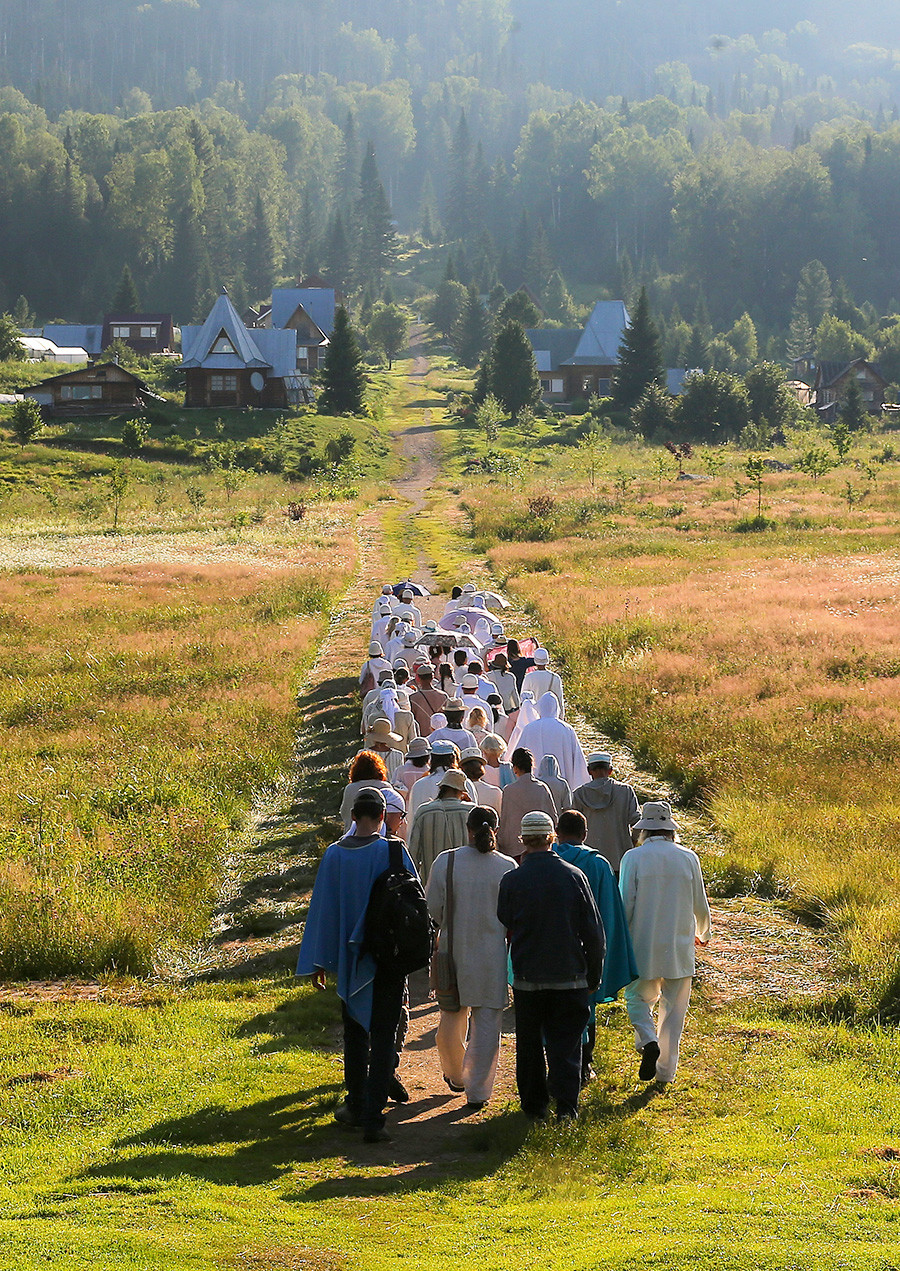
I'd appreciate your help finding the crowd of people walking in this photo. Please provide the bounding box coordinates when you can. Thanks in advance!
[297,578,711,1143]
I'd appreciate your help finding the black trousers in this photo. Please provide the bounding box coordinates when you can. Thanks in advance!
[513,987,592,1120]
[341,968,407,1132]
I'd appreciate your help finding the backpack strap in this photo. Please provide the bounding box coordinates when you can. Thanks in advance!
[387,838,404,872]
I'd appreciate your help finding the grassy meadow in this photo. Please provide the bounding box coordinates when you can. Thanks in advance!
[446,401,900,1012]
[0,376,396,978]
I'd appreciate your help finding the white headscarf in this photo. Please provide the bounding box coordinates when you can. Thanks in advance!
[378,686,399,725]
[504,690,540,755]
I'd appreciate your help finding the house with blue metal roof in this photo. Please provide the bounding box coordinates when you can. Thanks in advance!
[527,300,630,403]
[181,289,308,408]
[262,285,336,375]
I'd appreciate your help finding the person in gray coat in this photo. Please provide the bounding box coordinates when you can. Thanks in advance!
[570,752,640,877]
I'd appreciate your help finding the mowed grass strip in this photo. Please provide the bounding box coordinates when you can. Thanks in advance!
[0,984,898,1269]
[0,535,353,978]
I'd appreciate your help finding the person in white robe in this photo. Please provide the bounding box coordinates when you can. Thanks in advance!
[521,648,566,718]
[426,806,516,1107]
[360,642,391,693]
[619,802,711,1086]
[503,689,540,754]
[515,692,589,790]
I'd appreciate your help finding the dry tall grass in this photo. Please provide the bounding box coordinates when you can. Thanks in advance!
[464,452,900,1012]
[0,525,353,978]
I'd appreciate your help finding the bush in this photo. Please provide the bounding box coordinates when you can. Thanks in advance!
[732,514,778,532]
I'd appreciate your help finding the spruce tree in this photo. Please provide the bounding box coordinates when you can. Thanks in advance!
[840,374,869,432]
[324,211,352,291]
[542,271,576,323]
[317,306,366,416]
[445,110,473,241]
[612,287,665,410]
[246,192,276,303]
[489,320,542,418]
[355,142,396,289]
[451,286,491,367]
[112,264,140,313]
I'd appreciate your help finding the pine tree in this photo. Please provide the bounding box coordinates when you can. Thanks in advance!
[542,271,576,323]
[840,374,869,432]
[527,220,553,291]
[785,308,813,361]
[445,110,473,241]
[489,320,542,418]
[170,208,212,323]
[685,323,710,370]
[451,286,491,367]
[793,260,833,336]
[317,306,366,416]
[472,352,493,406]
[12,295,33,327]
[246,192,276,303]
[612,287,665,410]
[324,211,352,290]
[428,279,467,339]
[355,142,396,289]
[112,263,140,313]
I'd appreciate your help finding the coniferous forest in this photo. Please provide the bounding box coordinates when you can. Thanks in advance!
[4,0,900,367]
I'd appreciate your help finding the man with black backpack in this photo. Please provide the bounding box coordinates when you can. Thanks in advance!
[296,786,432,1144]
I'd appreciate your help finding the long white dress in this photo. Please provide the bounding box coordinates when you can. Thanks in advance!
[426,845,517,1103]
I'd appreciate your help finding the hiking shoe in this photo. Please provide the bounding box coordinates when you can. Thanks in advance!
[639,1042,660,1081]
[363,1127,392,1144]
[388,1075,410,1103]
[443,1075,465,1094]
[333,1100,361,1129]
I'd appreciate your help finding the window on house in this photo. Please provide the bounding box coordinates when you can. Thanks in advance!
[140,326,157,338]
[550,378,564,394]
[210,374,238,392]
[211,331,236,355]
[597,378,611,394]
[112,326,131,338]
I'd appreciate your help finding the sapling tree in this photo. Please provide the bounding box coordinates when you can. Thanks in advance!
[108,462,130,530]
[797,447,833,482]
[830,418,852,462]
[578,427,609,488]
[744,453,765,518]
[475,393,504,445]
[11,398,43,447]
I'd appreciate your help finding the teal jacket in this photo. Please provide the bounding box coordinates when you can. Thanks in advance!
[553,841,638,1002]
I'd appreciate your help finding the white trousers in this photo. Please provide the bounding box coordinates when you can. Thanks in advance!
[624,976,693,1083]
[436,1005,504,1103]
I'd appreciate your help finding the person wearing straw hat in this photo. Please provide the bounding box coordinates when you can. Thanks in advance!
[459,747,503,815]
[408,768,473,881]
[429,700,477,752]
[393,736,432,802]
[409,663,450,736]
[363,717,405,779]
[426,806,516,1110]
[496,810,603,1122]
[619,801,711,1087]
[571,752,640,878]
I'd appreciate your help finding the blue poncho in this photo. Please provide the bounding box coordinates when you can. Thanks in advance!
[296,833,419,1029]
[553,841,638,1002]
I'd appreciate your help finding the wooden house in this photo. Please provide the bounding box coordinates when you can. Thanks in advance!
[22,362,153,415]
[812,358,886,421]
[101,313,175,355]
[180,290,303,408]
[527,301,630,402]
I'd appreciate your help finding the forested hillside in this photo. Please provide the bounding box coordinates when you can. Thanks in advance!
[3,0,900,362]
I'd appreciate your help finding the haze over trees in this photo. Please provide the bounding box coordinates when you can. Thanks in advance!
[4,0,900,371]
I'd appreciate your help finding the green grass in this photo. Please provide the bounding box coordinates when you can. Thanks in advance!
[1,984,900,1269]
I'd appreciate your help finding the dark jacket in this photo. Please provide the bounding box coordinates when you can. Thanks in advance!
[497,850,604,990]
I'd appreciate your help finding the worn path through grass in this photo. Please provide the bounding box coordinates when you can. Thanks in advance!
[0,351,896,1269]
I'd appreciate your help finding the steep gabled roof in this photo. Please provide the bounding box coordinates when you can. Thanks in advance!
[524,328,582,373]
[270,287,336,338]
[816,358,886,388]
[181,291,270,369]
[563,300,630,365]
